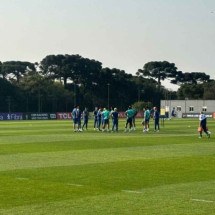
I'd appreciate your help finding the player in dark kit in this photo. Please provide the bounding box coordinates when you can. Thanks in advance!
[93,107,98,130]
[132,107,138,131]
[82,108,89,130]
[153,107,160,132]
[199,112,211,138]
[111,108,119,132]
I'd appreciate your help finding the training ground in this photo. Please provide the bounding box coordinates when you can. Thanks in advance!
[0,119,214,215]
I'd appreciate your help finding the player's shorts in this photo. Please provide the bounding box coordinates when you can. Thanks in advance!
[73,118,78,124]
[145,118,149,123]
[127,117,132,124]
[104,119,109,125]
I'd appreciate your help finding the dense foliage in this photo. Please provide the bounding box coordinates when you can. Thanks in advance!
[0,55,214,112]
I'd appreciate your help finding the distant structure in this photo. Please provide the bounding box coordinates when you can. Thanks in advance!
[160,100,215,118]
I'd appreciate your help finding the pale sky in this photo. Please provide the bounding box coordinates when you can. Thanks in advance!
[0,0,214,90]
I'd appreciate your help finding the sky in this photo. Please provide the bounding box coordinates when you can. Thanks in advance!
[0,0,214,90]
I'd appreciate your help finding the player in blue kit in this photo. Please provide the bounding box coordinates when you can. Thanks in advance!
[72,105,81,132]
[97,108,102,131]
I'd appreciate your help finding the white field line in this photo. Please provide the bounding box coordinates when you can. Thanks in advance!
[191,199,214,203]
[16,177,29,180]
[122,190,143,194]
[67,183,83,187]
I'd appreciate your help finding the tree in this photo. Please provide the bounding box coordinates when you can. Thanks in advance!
[40,54,79,86]
[77,57,102,89]
[1,61,35,83]
[137,61,178,89]
[0,61,9,80]
[40,54,103,92]
[171,71,210,85]
[177,84,204,99]
[98,68,137,110]
[203,80,215,99]
[18,71,74,112]
[132,101,153,111]
[0,78,23,112]
[132,75,159,105]
[0,61,2,78]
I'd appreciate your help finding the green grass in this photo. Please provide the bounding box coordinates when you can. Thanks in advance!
[0,119,214,214]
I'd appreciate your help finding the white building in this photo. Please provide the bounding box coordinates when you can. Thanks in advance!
[160,100,215,118]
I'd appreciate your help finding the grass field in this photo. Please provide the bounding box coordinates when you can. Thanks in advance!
[0,118,214,215]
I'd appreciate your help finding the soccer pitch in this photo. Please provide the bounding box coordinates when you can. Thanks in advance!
[0,119,214,215]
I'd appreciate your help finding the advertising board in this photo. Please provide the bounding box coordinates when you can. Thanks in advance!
[182,113,213,118]
[57,112,72,120]
[0,113,23,120]
[23,113,57,120]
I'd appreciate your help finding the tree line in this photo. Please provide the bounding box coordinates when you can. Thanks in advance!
[0,55,214,112]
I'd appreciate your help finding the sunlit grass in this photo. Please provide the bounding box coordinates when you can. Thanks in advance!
[0,119,214,214]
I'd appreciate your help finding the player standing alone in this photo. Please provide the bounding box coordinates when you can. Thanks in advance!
[199,111,211,138]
